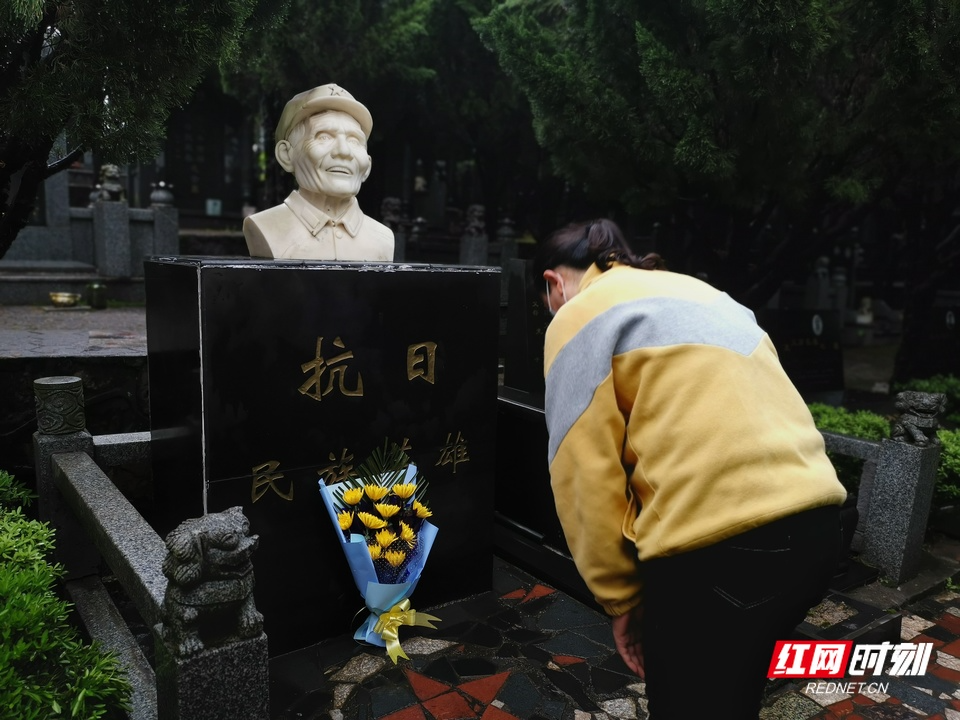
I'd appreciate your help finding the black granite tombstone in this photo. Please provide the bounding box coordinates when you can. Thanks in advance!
[144,258,501,655]
[494,387,595,609]
[905,302,960,379]
[495,259,594,607]
[756,309,845,404]
[501,259,549,397]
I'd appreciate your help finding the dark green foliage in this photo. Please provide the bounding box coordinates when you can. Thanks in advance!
[894,374,960,427]
[0,471,131,719]
[226,0,436,143]
[425,0,544,224]
[1,0,270,257]
[808,403,891,493]
[475,1,960,306]
[935,429,960,505]
[0,468,35,509]
[808,403,892,441]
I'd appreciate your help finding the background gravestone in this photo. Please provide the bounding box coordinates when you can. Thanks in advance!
[756,308,845,404]
[145,258,501,656]
[904,298,960,379]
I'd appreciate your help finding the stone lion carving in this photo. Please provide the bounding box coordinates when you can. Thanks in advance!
[380,196,403,230]
[463,204,486,238]
[890,391,946,446]
[92,164,126,202]
[160,506,264,657]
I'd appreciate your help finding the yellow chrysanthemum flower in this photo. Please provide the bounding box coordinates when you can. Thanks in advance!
[364,484,390,501]
[368,544,382,560]
[342,488,364,505]
[374,503,400,519]
[399,522,416,546]
[358,512,387,529]
[375,529,397,547]
[413,501,432,519]
[337,511,354,531]
[384,550,406,568]
[392,483,417,500]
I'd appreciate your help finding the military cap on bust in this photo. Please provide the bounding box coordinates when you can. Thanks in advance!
[274,84,374,143]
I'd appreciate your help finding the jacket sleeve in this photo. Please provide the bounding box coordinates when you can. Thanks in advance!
[545,326,643,617]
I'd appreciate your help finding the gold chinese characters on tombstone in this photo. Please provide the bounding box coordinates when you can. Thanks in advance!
[298,337,437,402]
[243,84,395,262]
[249,333,470,504]
[252,431,472,505]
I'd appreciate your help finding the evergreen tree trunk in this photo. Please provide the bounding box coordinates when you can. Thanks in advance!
[0,138,52,258]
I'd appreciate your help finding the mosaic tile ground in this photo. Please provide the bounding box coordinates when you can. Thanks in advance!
[270,558,960,720]
[270,558,646,720]
[762,589,960,720]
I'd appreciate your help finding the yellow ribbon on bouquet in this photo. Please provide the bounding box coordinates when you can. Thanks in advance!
[373,599,442,663]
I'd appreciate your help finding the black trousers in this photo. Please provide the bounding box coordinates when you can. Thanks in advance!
[639,505,842,720]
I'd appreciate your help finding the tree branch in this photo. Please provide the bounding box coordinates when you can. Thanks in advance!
[45,148,84,178]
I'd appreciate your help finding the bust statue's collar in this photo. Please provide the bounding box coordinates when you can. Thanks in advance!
[283,191,363,238]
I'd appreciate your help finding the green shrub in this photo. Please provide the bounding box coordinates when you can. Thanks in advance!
[0,468,36,509]
[807,403,893,441]
[0,471,131,719]
[894,374,960,427]
[808,403,890,493]
[935,429,960,506]
[808,404,960,507]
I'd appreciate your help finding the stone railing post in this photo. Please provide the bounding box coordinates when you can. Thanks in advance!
[154,507,269,720]
[33,376,100,578]
[859,391,946,585]
[460,204,489,265]
[93,199,132,278]
[151,183,180,257]
[497,217,517,304]
[394,221,408,262]
[381,196,405,261]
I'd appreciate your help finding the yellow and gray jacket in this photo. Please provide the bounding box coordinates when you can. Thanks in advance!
[543,263,846,616]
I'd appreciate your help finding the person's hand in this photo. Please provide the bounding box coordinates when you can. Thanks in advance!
[611,605,645,678]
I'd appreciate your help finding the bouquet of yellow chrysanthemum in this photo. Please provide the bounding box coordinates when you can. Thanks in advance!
[318,440,440,662]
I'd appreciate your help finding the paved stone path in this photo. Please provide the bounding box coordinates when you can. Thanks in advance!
[0,305,147,358]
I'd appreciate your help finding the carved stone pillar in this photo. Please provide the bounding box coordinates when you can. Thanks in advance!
[32,376,99,577]
[860,391,946,584]
[34,375,86,435]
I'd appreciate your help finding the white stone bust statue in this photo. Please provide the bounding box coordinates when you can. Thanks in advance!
[243,84,395,261]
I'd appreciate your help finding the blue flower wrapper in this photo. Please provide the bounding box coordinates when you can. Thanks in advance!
[319,469,440,661]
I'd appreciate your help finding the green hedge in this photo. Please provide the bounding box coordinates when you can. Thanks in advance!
[808,403,960,506]
[935,430,960,505]
[808,403,890,494]
[808,403,892,443]
[0,470,131,719]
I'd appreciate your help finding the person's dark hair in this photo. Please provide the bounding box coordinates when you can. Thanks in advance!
[531,219,664,281]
